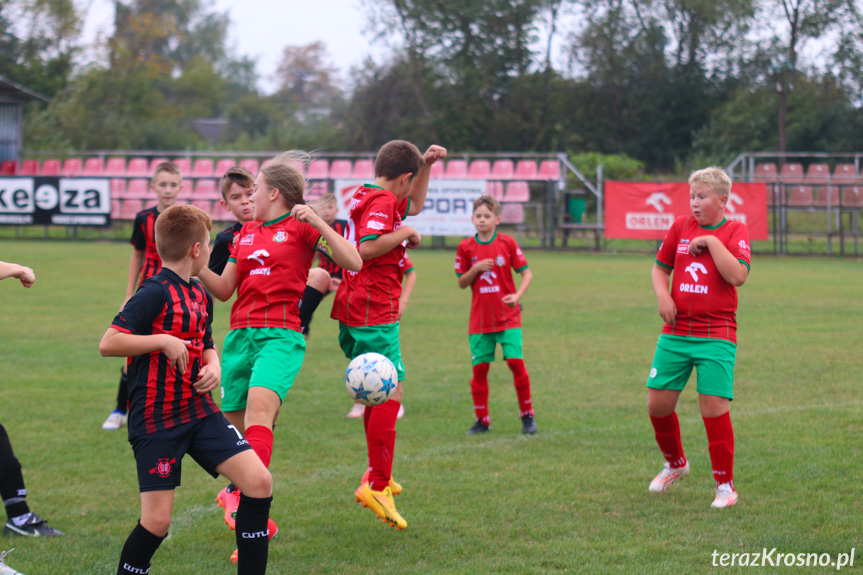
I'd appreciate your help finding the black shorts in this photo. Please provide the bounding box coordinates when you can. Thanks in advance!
[130,412,251,492]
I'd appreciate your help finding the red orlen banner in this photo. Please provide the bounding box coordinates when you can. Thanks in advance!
[604,181,768,240]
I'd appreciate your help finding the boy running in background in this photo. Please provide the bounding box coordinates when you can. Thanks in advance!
[646,166,750,508]
[331,140,447,530]
[102,162,182,431]
[455,195,536,436]
[99,205,273,575]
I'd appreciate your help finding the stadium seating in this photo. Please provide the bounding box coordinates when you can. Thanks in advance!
[500,203,524,224]
[239,159,259,174]
[148,158,169,172]
[765,184,782,206]
[779,163,804,183]
[804,163,830,184]
[307,159,329,180]
[172,158,192,176]
[194,179,219,200]
[215,159,236,178]
[111,199,122,220]
[18,159,38,175]
[126,158,150,177]
[105,158,126,177]
[126,179,149,199]
[329,160,352,179]
[0,160,17,175]
[814,186,840,207]
[40,159,61,175]
[121,199,144,219]
[192,159,215,178]
[491,159,514,180]
[786,185,814,207]
[444,160,468,178]
[352,159,374,179]
[110,178,126,198]
[844,186,863,207]
[832,164,857,184]
[486,182,504,200]
[62,158,82,176]
[504,182,530,202]
[468,160,490,179]
[753,163,778,182]
[515,160,538,180]
[538,160,560,180]
[429,160,444,179]
[82,158,104,176]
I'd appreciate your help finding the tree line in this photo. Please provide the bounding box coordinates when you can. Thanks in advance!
[4,0,862,173]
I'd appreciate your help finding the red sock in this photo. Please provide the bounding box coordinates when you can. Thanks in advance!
[649,412,687,469]
[366,400,400,491]
[506,358,534,417]
[244,425,274,468]
[703,412,734,487]
[470,363,490,425]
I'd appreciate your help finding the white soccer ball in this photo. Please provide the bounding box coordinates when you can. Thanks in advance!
[345,352,399,406]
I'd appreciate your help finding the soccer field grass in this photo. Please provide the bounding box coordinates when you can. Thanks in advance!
[0,241,860,574]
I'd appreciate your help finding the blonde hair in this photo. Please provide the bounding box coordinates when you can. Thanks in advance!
[155,205,212,261]
[152,161,181,182]
[473,194,501,215]
[689,166,731,197]
[260,150,311,208]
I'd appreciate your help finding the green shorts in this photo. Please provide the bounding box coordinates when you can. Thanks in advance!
[338,323,405,381]
[220,327,306,411]
[469,328,524,366]
[646,334,736,399]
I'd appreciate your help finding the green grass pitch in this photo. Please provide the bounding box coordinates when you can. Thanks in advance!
[0,241,860,574]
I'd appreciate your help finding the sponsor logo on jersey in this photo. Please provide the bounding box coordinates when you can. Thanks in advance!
[370,211,389,219]
[684,262,707,282]
[496,256,504,266]
[479,285,501,294]
[250,268,271,276]
[677,243,690,254]
[738,239,750,254]
[516,248,523,256]
[679,283,708,294]
[247,249,270,266]
[478,270,500,293]
[273,231,287,242]
[681,262,708,294]
[240,234,255,246]
[367,219,385,231]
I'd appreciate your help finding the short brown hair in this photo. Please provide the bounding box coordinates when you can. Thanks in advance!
[152,161,181,181]
[374,140,424,180]
[473,194,500,215]
[155,205,212,261]
[220,166,255,200]
[689,166,731,197]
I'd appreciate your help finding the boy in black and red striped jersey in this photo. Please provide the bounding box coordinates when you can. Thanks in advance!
[102,161,182,431]
[646,166,750,509]
[331,140,447,530]
[301,193,347,338]
[100,205,272,575]
[454,195,536,436]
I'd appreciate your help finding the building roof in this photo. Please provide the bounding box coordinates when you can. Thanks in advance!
[0,75,50,103]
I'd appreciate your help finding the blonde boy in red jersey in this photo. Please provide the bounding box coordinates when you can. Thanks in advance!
[454,195,536,435]
[331,140,447,530]
[646,166,750,508]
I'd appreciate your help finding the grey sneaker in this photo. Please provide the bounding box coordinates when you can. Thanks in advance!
[521,415,537,435]
[466,420,490,435]
[0,548,25,575]
[4,514,64,537]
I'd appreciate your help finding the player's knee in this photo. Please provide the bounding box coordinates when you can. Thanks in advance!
[307,268,330,292]
[142,515,172,537]
[244,468,272,498]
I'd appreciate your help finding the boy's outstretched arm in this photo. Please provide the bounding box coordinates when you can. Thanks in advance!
[0,261,35,287]
[408,145,447,216]
[502,268,533,308]
[457,258,493,289]
[688,236,748,287]
[651,264,677,325]
[99,328,192,373]
[359,226,421,260]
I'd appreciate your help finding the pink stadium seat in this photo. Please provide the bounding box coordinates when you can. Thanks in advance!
[329,160,352,179]
[833,164,857,184]
[110,178,126,198]
[194,179,219,200]
[105,158,126,177]
[765,184,782,206]
[40,159,61,176]
[215,159,236,178]
[352,159,374,179]
[844,186,863,207]
[430,160,444,179]
[307,159,328,180]
[192,159,214,178]
[515,160,538,180]
[121,199,144,219]
[126,179,150,199]
[538,160,560,180]
[239,159,259,174]
[491,160,514,180]
[148,158,169,173]
[172,158,192,176]
[111,199,122,220]
[753,163,778,182]
[18,160,38,175]
[62,158,82,176]
[0,160,17,175]
[814,186,840,207]
[786,185,814,207]
[83,158,104,176]
[486,182,504,200]
[504,182,530,202]
[126,158,149,177]
[804,163,830,185]
[468,160,490,179]
[192,199,214,214]
[779,163,804,184]
[444,160,468,178]
[500,203,524,224]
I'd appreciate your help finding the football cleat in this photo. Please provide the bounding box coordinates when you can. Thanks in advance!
[465,420,490,435]
[0,548,24,575]
[354,484,406,530]
[346,403,365,418]
[648,460,690,493]
[4,514,63,537]
[360,469,402,496]
[215,486,241,530]
[229,520,278,563]
[521,414,538,435]
[101,411,127,430]
[711,482,739,508]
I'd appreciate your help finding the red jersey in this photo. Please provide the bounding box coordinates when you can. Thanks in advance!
[401,252,414,274]
[331,185,410,327]
[228,213,327,331]
[655,216,751,343]
[455,232,529,334]
[130,206,162,285]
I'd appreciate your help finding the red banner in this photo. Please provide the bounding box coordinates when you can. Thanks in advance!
[604,181,767,240]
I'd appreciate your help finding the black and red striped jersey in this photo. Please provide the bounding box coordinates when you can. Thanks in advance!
[208,221,243,275]
[130,206,162,286]
[318,219,347,279]
[111,268,219,438]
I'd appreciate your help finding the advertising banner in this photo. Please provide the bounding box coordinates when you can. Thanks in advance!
[0,177,111,226]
